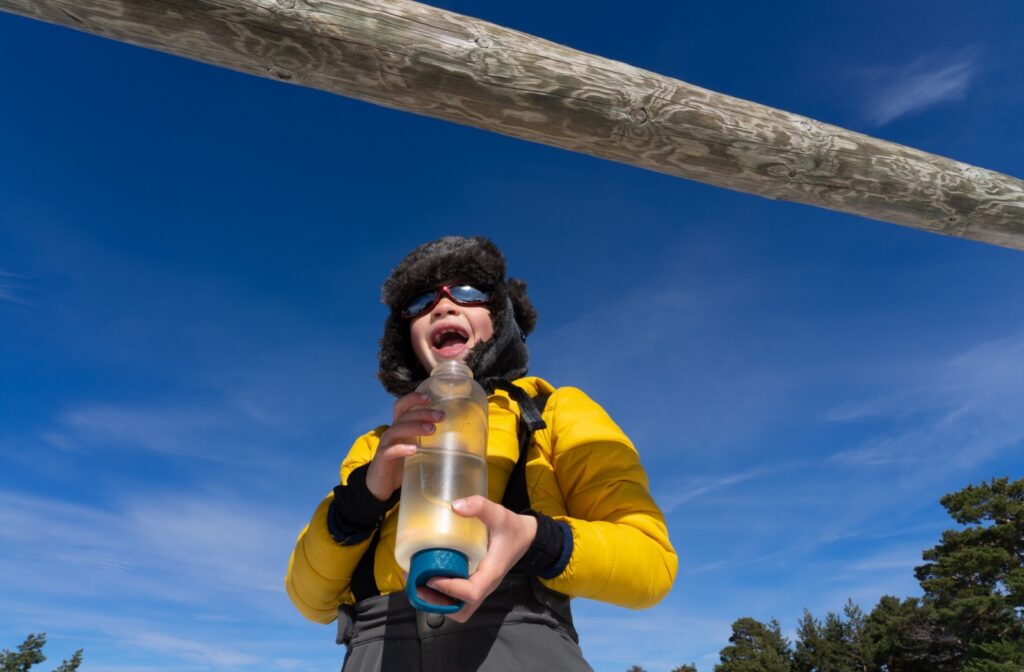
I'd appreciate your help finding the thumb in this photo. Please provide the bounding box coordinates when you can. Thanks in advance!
[451,495,503,526]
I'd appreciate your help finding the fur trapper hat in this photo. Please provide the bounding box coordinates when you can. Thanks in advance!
[378,236,537,396]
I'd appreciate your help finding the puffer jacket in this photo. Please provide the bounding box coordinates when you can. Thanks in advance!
[285,377,678,624]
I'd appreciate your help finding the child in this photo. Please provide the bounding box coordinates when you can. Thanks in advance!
[286,236,677,671]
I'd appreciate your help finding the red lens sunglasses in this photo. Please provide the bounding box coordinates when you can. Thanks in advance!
[401,284,493,319]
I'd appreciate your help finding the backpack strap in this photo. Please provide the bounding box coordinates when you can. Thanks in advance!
[350,526,383,602]
[501,393,550,513]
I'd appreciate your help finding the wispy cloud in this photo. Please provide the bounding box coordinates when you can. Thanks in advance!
[575,601,732,672]
[657,467,775,514]
[0,269,31,304]
[44,403,226,457]
[845,547,923,574]
[861,48,979,126]
[2,601,288,670]
[127,631,259,667]
[0,489,296,614]
[827,331,1024,471]
[531,277,802,456]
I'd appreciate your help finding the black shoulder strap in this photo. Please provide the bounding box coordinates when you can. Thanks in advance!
[350,527,382,602]
[501,393,550,513]
[350,389,551,602]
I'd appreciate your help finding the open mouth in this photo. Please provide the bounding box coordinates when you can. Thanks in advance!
[431,325,470,357]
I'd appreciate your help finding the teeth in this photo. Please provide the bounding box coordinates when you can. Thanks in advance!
[433,328,465,347]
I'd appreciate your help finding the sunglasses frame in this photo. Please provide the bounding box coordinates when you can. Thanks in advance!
[400,283,493,320]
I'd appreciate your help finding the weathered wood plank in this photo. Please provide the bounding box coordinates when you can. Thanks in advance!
[3,0,1022,250]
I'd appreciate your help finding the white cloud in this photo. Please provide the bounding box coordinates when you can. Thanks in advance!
[828,331,1024,471]
[2,603,264,670]
[46,404,225,457]
[531,278,801,456]
[861,48,979,126]
[804,546,929,617]
[36,338,371,467]
[128,631,259,667]
[574,601,731,672]
[534,286,702,388]
[656,467,773,514]
[846,547,923,574]
[0,269,31,304]
[0,489,297,614]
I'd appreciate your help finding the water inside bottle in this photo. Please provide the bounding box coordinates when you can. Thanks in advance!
[394,450,488,572]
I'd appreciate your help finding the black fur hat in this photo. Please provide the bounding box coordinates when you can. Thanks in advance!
[378,236,538,396]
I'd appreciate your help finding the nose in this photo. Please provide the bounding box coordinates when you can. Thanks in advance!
[432,296,462,316]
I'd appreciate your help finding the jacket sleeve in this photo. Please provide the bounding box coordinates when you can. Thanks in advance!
[285,428,386,623]
[537,387,678,609]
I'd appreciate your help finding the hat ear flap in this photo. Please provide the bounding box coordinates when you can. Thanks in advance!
[377,314,426,396]
[506,277,537,337]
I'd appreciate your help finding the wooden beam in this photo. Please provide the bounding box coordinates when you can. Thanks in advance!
[3,0,1023,250]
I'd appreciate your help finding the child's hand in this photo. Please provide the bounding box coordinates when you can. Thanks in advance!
[421,496,538,623]
[365,392,442,502]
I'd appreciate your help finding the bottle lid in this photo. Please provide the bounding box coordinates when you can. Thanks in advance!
[406,548,468,614]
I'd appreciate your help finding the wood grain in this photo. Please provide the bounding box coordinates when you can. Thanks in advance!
[3,0,1022,250]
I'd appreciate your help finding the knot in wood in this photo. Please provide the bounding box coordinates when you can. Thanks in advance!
[629,107,649,124]
[276,0,296,8]
[475,36,494,49]
[268,67,293,81]
[766,164,795,178]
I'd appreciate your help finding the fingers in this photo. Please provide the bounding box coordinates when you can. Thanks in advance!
[394,406,445,426]
[381,417,436,446]
[373,441,417,464]
[450,495,502,527]
[392,392,430,421]
[381,407,444,447]
[366,400,444,502]
[414,584,459,608]
[425,573,499,623]
[379,408,444,452]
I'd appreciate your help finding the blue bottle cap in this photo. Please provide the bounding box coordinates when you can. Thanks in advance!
[406,548,468,614]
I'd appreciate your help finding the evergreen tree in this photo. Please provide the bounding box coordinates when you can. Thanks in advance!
[715,617,793,672]
[793,604,864,672]
[860,595,961,672]
[963,638,1024,672]
[625,666,647,672]
[1,634,82,672]
[841,600,868,669]
[671,665,698,672]
[915,477,1024,669]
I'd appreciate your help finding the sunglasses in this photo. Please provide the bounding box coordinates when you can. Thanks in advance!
[401,283,493,319]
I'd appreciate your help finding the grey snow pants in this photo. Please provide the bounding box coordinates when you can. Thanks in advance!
[336,575,593,672]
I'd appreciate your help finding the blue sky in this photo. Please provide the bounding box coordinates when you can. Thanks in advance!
[1,1,1023,671]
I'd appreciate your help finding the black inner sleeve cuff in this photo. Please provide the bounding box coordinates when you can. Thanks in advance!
[510,510,571,578]
[327,464,400,546]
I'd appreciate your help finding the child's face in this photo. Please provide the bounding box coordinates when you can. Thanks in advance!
[409,295,494,373]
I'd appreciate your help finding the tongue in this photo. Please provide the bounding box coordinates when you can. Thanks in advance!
[435,334,468,357]
[436,341,467,357]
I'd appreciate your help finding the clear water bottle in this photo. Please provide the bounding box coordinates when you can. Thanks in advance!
[394,360,489,613]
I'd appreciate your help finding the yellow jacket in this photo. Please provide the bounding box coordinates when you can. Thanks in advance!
[285,377,678,623]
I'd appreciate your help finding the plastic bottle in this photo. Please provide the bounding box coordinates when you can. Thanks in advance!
[394,360,489,613]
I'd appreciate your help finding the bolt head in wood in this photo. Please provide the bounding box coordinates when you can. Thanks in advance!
[629,107,648,124]
[475,36,493,48]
